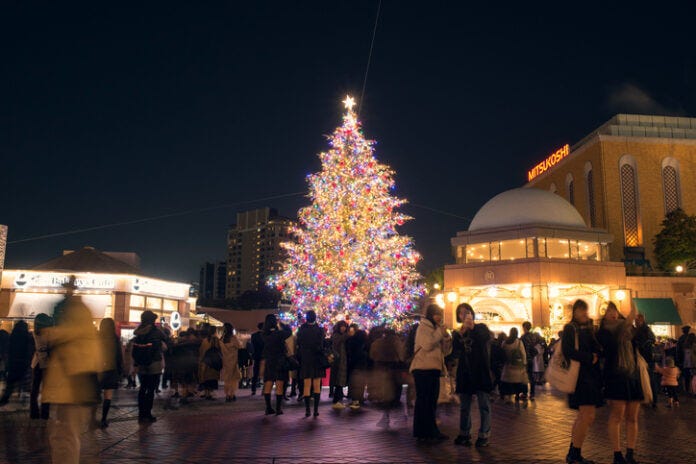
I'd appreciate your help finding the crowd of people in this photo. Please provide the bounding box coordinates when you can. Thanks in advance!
[1,290,695,464]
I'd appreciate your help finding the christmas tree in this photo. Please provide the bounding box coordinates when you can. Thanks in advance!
[270,96,424,329]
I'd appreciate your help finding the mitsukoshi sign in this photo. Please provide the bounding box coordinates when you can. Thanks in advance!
[527,144,570,181]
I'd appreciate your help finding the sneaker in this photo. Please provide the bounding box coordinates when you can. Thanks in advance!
[475,437,489,448]
[454,435,472,447]
[331,402,345,410]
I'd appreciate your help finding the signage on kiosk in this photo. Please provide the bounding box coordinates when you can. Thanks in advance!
[170,311,182,331]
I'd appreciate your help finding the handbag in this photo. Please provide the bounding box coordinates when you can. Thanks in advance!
[545,326,580,394]
[635,350,652,404]
[437,374,453,404]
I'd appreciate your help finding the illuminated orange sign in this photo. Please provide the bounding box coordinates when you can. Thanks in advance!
[527,144,570,181]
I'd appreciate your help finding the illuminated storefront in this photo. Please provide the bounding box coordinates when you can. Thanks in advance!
[0,247,194,337]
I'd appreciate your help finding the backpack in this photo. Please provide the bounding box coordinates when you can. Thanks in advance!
[132,335,156,367]
[510,340,525,368]
[202,340,223,371]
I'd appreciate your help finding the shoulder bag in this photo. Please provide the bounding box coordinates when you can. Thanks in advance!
[545,326,580,394]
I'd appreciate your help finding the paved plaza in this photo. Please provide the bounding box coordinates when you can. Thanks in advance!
[0,384,694,464]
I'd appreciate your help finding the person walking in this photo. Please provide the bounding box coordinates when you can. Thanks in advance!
[681,333,695,395]
[521,321,545,401]
[261,314,291,415]
[220,323,242,402]
[562,299,603,464]
[369,327,406,427]
[500,327,528,404]
[0,320,34,407]
[409,304,452,442]
[330,321,349,410]
[198,324,222,400]
[452,303,494,448]
[346,323,369,410]
[597,301,643,464]
[250,322,265,396]
[132,310,167,424]
[654,357,681,407]
[296,310,326,417]
[30,314,54,420]
[97,318,123,428]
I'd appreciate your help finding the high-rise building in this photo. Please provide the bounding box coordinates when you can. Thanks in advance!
[226,208,294,299]
[199,261,227,300]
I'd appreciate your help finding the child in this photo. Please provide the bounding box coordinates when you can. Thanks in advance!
[654,357,681,407]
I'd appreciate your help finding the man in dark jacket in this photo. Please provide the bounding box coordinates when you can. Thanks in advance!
[132,310,167,423]
[453,304,493,448]
[346,324,369,409]
[520,321,545,400]
[249,323,264,395]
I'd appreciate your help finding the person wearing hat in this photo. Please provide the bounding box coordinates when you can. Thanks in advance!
[409,304,452,442]
[132,310,168,423]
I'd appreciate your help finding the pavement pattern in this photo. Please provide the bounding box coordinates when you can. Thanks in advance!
[0,383,694,464]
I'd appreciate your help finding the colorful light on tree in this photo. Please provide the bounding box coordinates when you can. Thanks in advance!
[269,96,424,328]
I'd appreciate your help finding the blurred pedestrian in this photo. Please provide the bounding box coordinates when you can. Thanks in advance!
[410,304,452,442]
[198,324,221,400]
[521,321,545,401]
[132,310,167,423]
[500,327,528,404]
[220,323,241,402]
[123,339,136,389]
[296,310,325,417]
[0,329,9,382]
[654,357,680,407]
[171,328,199,402]
[369,327,406,427]
[346,323,369,410]
[0,320,34,406]
[261,314,291,415]
[250,322,264,395]
[453,303,494,448]
[330,320,349,410]
[598,301,643,464]
[30,314,54,419]
[97,318,123,428]
[633,313,658,407]
[563,299,603,464]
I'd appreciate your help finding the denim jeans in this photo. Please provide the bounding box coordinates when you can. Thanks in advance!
[459,391,491,439]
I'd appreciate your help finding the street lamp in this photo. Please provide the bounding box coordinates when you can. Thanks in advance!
[615,289,626,301]
[446,291,458,303]
[675,265,685,274]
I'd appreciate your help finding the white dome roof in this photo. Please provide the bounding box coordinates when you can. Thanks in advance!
[469,188,587,231]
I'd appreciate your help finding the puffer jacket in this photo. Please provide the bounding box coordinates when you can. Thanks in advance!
[409,318,452,373]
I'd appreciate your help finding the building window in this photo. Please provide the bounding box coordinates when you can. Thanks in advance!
[565,173,575,205]
[661,158,681,214]
[619,155,641,247]
[584,162,596,227]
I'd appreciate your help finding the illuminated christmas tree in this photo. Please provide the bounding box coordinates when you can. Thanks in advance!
[270,96,424,328]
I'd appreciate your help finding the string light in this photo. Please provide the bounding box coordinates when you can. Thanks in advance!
[269,97,424,329]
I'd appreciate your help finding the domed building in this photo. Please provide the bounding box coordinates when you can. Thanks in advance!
[444,188,626,334]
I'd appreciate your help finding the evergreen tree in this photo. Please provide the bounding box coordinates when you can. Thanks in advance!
[653,208,696,272]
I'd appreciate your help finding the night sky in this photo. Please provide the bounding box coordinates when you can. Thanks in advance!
[3,2,696,283]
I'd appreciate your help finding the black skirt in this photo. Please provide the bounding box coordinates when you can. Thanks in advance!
[99,369,120,390]
[263,359,287,382]
[568,364,603,410]
[604,372,643,402]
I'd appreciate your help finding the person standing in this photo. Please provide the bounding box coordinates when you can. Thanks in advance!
[198,324,221,400]
[0,320,34,407]
[654,357,681,407]
[250,322,265,395]
[409,304,452,442]
[500,327,528,404]
[346,323,369,410]
[330,321,349,410]
[262,314,291,415]
[97,318,123,428]
[296,310,326,417]
[132,310,167,423]
[563,299,603,464]
[220,323,242,402]
[369,327,406,427]
[30,314,54,419]
[633,313,657,407]
[521,321,545,401]
[597,301,643,464]
[452,303,494,448]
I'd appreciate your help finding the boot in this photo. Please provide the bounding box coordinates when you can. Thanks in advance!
[304,396,311,417]
[275,395,283,415]
[264,394,275,415]
[101,399,111,428]
[613,451,627,464]
[313,393,321,417]
[625,448,638,464]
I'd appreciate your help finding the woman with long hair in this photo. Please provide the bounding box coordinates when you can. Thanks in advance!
[500,327,528,404]
[409,304,452,442]
[296,310,326,417]
[198,324,221,400]
[597,301,642,464]
[563,299,603,464]
[98,318,123,428]
[220,323,242,402]
[262,314,291,415]
[330,320,349,409]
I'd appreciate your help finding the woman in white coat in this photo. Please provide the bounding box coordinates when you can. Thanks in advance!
[410,304,452,442]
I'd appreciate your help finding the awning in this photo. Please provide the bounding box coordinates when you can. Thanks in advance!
[633,298,683,325]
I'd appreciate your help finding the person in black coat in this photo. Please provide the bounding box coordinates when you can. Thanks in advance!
[0,321,35,406]
[453,303,494,448]
[98,318,123,428]
[346,323,369,409]
[249,323,264,395]
[563,299,603,464]
[261,314,291,415]
[296,310,326,417]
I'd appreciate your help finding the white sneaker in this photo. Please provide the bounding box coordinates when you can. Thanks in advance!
[332,402,345,410]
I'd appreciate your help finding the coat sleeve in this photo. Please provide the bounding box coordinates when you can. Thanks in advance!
[561,324,593,366]
[415,323,444,353]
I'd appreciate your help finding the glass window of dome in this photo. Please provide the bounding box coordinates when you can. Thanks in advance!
[464,238,603,263]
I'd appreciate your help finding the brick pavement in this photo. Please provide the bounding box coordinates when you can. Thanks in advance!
[0,383,694,464]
